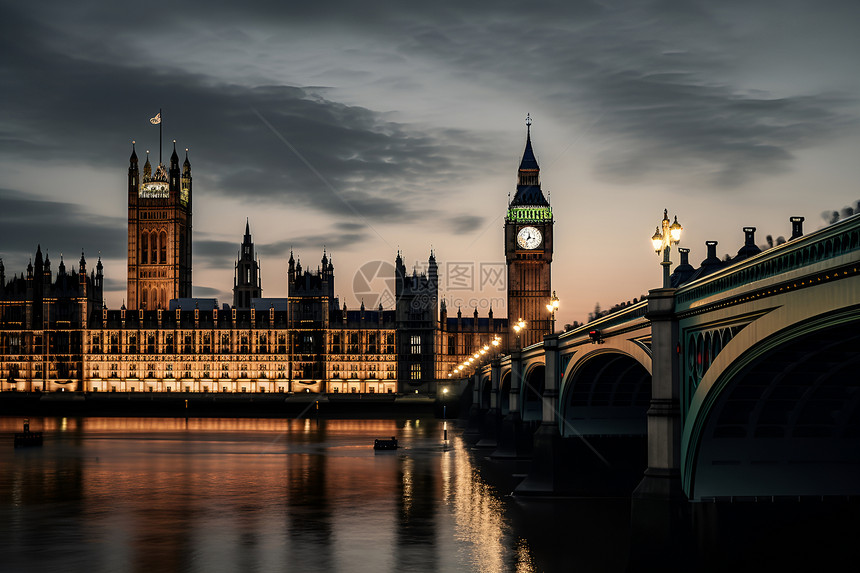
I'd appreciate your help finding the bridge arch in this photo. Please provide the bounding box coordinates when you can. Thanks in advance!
[479,374,492,410]
[499,370,512,415]
[683,306,860,500]
[559,343,652,437]
[520,362,545,422]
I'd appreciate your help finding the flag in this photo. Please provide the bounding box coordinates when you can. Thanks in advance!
[150,112,161,125]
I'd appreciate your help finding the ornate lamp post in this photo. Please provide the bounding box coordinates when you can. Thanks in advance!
[545,291,559,334]
[513,318,527,349]
[651,209,683,288]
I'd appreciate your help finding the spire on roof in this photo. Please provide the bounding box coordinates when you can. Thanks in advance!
[511,114,549,207]
[519,113,539,172]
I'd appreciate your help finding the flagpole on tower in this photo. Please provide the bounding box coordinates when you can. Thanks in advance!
[150,110,163,161]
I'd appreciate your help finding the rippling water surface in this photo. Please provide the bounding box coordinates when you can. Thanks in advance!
[0,417,566,573]
[5,416,854,572]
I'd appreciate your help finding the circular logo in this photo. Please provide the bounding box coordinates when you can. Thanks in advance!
[352,260,396,309]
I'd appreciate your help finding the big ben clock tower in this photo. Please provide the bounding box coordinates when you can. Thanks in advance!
[505,115,553,349]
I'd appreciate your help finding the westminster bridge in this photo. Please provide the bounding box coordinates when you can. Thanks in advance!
[455,213,860,501]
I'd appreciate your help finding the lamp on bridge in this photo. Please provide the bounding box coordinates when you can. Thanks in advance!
[651,209,684,288]
[546,291,560,334]
[513,318,527,349]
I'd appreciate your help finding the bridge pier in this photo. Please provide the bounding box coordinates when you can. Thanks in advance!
[633,287,685,501]
[476,360,501,447]
[492,352,532,459]
[514,336,564,494]
[629,287,691,563]
[462,373,483,442]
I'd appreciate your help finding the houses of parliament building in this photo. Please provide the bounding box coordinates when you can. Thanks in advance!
[0,121,554,395]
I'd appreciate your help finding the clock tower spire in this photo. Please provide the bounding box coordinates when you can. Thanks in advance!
[505,114,553,349]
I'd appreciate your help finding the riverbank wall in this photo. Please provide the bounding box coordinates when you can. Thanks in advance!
[0,391,437,418]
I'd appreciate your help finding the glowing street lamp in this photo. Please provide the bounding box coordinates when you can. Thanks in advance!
[546,291,560,334]
[513,318,527,349]
[651,209,683,288]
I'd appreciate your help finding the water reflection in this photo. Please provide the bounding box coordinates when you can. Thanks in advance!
[0,417,533,572]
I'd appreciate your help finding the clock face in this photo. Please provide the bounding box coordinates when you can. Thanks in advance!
[517,226,542,250]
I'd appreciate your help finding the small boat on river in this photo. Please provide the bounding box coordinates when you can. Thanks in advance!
[14,419,43,448]
[373,436,398,450]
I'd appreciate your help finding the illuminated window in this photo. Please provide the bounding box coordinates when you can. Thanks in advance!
[159,231,167,263]
[141,231,149,264]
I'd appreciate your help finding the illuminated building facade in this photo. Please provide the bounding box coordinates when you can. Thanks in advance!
[0,123,555,394]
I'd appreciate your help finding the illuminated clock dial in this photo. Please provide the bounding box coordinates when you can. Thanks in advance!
[517,226,542,249]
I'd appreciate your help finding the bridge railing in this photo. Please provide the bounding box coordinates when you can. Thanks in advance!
[558,299,649,343]
[676,213,860,309]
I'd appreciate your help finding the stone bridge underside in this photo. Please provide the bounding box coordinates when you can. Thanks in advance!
[561,352,651,437]
[688,317,860,499]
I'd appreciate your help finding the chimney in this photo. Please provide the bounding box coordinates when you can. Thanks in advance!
[678,247,690,267]
[790,216,804,240]
[706,241,718,260]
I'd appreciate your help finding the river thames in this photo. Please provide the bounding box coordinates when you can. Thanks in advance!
[1,416,856,572]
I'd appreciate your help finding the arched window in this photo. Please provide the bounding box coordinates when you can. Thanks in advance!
[150,231,158,264]
[141,231,149,264]
[160,231,167,264]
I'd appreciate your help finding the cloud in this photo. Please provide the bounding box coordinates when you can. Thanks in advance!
[448,215,485,235]
[0,188,126,269]
[192,286,227,299]
[583,74,856,187]
[0,5,494,227]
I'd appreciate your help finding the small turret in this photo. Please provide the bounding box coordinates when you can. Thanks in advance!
[170,140,179,167]
[34,245,43,277]
[169,140,180,193]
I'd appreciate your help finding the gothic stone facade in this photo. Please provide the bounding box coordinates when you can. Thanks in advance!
[0,124,554,393]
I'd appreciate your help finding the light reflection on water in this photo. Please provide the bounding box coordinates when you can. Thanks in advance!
[0,417,535,573]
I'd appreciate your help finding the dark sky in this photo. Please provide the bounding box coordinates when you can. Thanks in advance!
[2,0,858,322]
